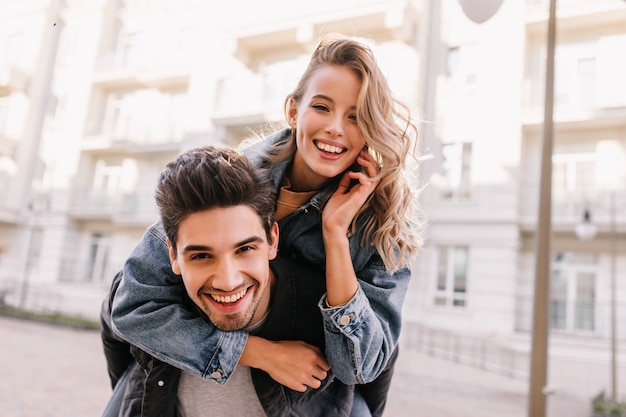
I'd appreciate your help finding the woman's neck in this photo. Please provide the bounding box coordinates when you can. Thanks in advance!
[286,155,326,192]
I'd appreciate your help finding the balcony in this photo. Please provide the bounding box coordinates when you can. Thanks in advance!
[82,118,184,155]
[519,186,626,235]
[93,50,191,90]
[69,188,158,226]
[525,0,626,32]
[212,72,292,131]
[229,0,420,65]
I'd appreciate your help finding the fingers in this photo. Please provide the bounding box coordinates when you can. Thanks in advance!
[357,150,380,178]
[304,365,329,390]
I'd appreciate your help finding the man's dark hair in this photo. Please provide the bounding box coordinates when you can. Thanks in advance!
[155,146,277,251]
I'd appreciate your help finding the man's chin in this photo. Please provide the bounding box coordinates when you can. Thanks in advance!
[207,312,250,332]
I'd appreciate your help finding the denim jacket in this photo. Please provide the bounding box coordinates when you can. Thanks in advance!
[102,257,354,417]
[111,129,411,386]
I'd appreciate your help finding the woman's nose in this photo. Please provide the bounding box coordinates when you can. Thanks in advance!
[325,117,344,136]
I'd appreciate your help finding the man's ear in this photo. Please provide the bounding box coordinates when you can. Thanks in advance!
[268,222,279,260]
[287,97,297,128]
[167,239,181,275]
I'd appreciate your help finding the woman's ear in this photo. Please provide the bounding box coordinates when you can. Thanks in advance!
[287,97,298,128]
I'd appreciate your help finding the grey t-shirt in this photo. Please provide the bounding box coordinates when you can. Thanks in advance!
[177,365,267,417]
[177,317,269,417]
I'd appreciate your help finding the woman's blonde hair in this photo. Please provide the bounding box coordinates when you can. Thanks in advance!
[256,33,423,272]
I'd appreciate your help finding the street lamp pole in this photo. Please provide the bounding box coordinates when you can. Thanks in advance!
[528,0,557,416]
[609,192,617,402]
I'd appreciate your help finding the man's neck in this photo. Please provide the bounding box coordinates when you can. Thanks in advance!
[246,267,276,329]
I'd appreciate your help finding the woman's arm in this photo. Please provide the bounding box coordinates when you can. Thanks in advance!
[319,259,409,385]
[319,151,409,384]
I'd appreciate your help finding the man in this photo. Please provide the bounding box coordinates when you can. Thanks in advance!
[100,146,356,416]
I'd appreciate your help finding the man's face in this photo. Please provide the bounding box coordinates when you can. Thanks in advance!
[168,205,278,331]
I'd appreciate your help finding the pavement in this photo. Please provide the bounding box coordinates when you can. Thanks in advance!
[0,315,591,417]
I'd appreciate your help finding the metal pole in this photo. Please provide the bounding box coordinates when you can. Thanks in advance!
[610,191,617,402]
[528,0,557,416]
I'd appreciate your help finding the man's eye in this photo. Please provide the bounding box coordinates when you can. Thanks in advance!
[237,245,254,254]
[190,253,210,260]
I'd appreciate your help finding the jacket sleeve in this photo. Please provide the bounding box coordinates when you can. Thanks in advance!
[100,269,133,389]
[110,221,247,384]
[318,255,410,385]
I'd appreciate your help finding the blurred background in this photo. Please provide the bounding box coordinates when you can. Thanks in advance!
[0,0,625,415]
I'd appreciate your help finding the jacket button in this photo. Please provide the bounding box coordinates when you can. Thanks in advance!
[339,315,351,326]
[157,380,165,387]
[211,370,222,379]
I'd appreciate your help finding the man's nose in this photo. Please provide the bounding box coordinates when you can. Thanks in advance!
[212,258,240,291]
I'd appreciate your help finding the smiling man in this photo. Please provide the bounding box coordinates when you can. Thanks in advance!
[100,146,356,417]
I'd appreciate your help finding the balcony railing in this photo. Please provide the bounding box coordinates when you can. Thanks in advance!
[69,189,158,222]
[212,72,298,123]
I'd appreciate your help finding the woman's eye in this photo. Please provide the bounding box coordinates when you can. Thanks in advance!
[312,104,329,112]
[348,114,357,122]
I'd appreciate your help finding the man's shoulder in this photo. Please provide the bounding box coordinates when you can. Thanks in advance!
[270,254,324,281]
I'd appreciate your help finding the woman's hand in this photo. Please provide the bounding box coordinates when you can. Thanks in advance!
[239,336,330,392]
[322,150,380,238]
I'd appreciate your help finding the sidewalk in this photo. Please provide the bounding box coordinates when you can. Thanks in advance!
[0,316,589,417]
[385,343,589,417]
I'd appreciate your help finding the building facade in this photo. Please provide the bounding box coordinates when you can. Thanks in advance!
[0,0,624,404]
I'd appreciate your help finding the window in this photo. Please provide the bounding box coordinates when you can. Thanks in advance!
[446,44,478,94]
[434,246,468,308]
[554,42,597,108]
[85,233,109,282]
[0,98,8,130]
[550,252,597,333]
[441,142,472,199]
[552,147,596,217]
[261,58,303,111]
[1,32,24,66]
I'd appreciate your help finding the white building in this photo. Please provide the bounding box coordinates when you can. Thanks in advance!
[0,0,624,405]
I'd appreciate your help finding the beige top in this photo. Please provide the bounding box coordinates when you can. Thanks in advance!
[274,177,318,222]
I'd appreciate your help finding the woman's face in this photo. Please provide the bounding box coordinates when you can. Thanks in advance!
[287,64,366,192]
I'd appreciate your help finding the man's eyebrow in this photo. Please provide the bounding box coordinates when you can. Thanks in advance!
[181,245,212,253]
[180,236,265,253]
[235,236,265,247]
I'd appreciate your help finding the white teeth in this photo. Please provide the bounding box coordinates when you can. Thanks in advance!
[316,142,343,154]
[211,289,247,303]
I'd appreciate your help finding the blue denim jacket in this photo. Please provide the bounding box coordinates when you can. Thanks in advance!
[103,257,355,417]
[111,129,411,386]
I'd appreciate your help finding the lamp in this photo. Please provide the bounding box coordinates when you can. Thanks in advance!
[575,210,599,241]
[459,0,504,23]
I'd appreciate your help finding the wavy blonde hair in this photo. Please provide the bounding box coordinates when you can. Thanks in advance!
[254,33,423,272]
